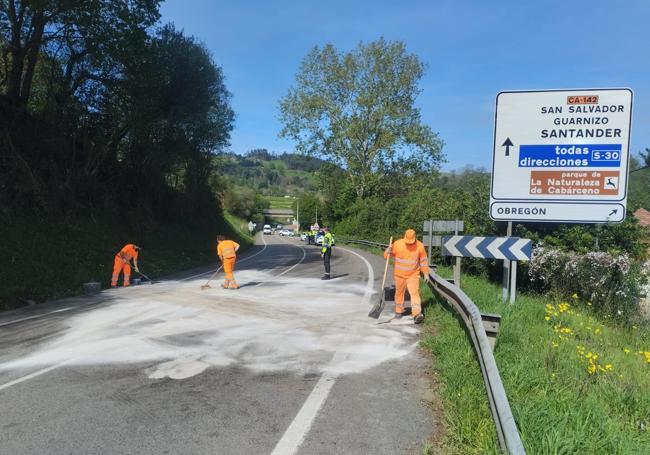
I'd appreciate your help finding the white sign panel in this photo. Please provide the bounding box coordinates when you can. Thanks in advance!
[490,88,633,223]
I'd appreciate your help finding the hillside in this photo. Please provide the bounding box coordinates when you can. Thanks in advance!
[215,150,323,197]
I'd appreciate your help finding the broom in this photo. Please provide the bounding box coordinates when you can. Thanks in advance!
[200,264,223,290]
[368,236,392,319]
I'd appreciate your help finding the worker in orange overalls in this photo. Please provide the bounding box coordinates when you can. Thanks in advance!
[111,244,141,287]
[217,235,240,289]
[384,229,430,324]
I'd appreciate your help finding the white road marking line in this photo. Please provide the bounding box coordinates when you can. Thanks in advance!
[254,237,306,287]
[270,244,375,455]
[337,246,375,306]
[270,353,345,455]
[0,307,74,328]
[0,361,70,391]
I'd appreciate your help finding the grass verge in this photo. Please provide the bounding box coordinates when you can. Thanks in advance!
[265,195,295,209]
[1,212,252,310]
[421,267,650,454]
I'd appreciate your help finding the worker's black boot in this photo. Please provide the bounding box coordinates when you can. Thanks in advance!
[414,314,424,324]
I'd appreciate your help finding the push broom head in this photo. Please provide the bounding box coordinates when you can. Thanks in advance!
[368,298,385,319]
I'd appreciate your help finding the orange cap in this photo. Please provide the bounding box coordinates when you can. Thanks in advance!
[404,229,416,244]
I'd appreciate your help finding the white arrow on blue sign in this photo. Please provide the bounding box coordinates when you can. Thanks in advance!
[442,236,532,261]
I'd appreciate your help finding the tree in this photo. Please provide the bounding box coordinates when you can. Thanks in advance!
[640,148,650,167]
[0,1,160,111]
[279,38,444,198]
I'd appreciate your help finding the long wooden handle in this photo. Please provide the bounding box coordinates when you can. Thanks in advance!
[380,236,393,293]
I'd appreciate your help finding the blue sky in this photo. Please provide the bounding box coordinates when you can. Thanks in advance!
[160,0,650,172]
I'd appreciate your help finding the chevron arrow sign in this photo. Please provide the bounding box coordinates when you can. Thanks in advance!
[442,236,532,261]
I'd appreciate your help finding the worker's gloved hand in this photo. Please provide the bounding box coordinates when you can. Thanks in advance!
[423,274,431,283]
[385,247,391,255]
[320,253,324,259]
[135,266,140,273]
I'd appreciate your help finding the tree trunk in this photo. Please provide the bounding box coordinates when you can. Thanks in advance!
[19,9,46,107]
[5,2,47,109]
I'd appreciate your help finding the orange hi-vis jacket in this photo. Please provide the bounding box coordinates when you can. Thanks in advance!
[217,240,239,259]
[384,238,429,278]
[117,244,139,262]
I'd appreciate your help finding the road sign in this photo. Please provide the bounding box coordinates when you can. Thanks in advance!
[490,88,633,223]
[442,236,532,261]
[422,235,442,247]
[423,220,464,232]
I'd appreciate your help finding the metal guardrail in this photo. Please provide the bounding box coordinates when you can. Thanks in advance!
[346,239,526,455]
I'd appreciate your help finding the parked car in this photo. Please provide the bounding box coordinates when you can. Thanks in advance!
[279,229,295,237]
[315,232,335,246]
[263,224,272,235]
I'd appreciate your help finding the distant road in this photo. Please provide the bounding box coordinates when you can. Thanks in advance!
[0,233,434,454]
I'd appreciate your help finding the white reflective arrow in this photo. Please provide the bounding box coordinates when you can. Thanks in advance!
[486,237,507,260]
[444,235,463,256]
[465,236,485,258]
[511,238,531,260]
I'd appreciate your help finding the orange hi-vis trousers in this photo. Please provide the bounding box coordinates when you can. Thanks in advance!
[222,257,238,289]
[111,256,131,287]
[395,274,422,317]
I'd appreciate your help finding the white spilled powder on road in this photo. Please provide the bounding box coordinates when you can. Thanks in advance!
[1,270,420,380]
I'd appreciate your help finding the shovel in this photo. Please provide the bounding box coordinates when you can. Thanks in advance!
[368,236,392,319]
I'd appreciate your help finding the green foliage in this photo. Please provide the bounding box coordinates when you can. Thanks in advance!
[0,213,251,309]
[528,248,646,320]
[0,2,237,307]
[214,151,323,197]
[279,38,444,198]
[629,166,650,211]
[421,272,650,454]
[293,193,324,229]
[223,185,269,222]
[1,4,234,219]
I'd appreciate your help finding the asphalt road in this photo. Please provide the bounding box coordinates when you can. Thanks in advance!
[0,233,434,454]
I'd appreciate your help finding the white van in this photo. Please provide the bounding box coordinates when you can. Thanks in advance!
[263,224,272,235]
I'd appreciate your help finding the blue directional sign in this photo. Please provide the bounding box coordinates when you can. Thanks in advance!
[442,236,532,261]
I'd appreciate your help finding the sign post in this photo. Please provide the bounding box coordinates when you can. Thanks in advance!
[423,220,464,283]
[453,220,462,288]
[501,222,512,302]
[490,88,633,224]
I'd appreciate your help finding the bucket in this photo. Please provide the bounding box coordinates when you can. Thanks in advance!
[383,285,410,301]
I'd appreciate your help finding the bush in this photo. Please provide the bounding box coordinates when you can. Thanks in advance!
[528,247,646,321]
